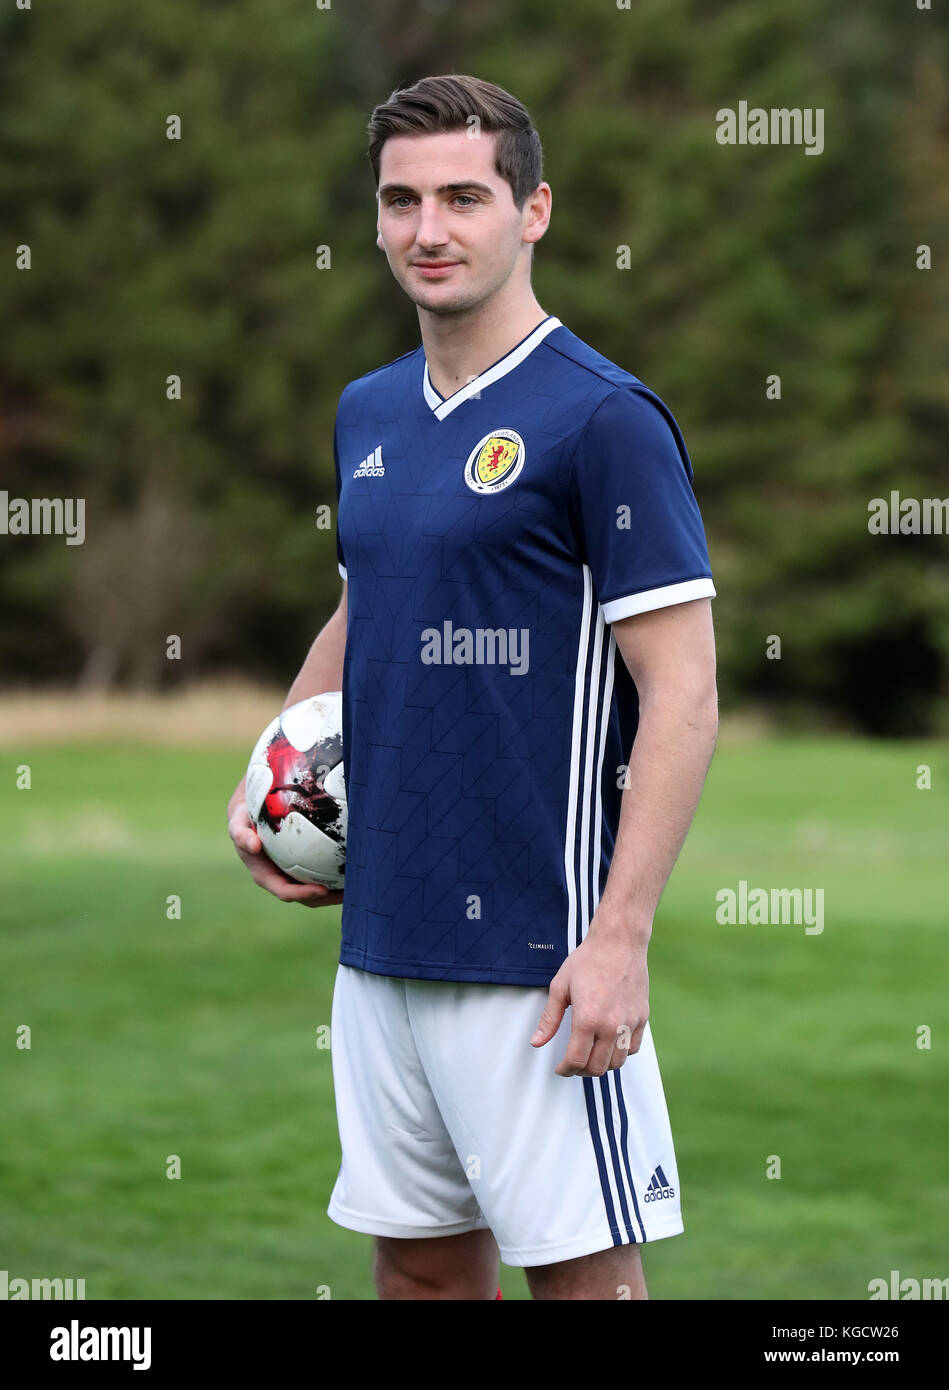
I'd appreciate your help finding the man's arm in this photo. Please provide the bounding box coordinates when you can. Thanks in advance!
[281,581,347,712]
[596,594,718,929]
[531,596,718,1074]
[227,581,348,907]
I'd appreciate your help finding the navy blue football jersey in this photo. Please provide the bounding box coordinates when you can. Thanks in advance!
[333,315,715,985]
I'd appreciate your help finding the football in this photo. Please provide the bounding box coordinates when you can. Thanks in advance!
[244,691,346,888]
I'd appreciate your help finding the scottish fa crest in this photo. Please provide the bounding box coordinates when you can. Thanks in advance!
[463,429,525,494]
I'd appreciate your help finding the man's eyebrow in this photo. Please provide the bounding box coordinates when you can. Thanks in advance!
[378,181,496,199]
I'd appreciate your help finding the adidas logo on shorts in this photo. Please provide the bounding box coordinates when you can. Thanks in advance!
[643,1164,675,1203]
[353,445,385,478]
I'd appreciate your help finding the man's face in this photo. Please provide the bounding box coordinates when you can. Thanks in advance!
[375,129,547,316]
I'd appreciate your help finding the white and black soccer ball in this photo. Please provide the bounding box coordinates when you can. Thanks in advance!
[244,691,346,888]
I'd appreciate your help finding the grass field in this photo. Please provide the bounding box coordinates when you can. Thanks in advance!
[1,707,947,1300]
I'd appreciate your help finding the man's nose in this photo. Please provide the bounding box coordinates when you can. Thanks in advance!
[414,197,450,248]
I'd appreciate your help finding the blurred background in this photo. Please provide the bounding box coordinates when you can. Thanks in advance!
[1,0,947,1300]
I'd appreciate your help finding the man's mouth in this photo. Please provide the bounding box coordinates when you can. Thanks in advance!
[413,261,460,277]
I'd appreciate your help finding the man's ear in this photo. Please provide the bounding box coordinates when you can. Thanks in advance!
[376,231,385,250]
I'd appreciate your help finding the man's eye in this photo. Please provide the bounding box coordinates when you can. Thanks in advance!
[387,195,477,208]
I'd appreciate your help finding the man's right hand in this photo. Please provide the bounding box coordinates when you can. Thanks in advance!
[227,777,345,908]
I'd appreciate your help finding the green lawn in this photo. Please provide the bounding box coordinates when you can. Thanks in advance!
[1,736,946,1299]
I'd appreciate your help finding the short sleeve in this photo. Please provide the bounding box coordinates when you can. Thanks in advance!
[333,414,347,582]
[570,386,715,621]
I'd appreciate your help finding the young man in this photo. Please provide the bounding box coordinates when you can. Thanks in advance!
[228,74,718,1300]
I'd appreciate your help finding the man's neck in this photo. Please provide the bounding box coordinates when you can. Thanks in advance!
[421,296,549,400]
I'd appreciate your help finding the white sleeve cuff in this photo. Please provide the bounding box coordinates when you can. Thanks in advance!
[338,562,348,581]
[600,576,715,622]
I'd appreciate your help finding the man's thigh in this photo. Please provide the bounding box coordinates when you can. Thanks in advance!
[327,965,488,1237]
[525,1242,648,1301]
[406,977,684,1268]
[371,1232,646,1300]
[327,966,683,1271]
[372,1230,500,1300]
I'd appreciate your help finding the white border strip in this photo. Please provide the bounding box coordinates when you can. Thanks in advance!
[578,604,606,944]
[423,317,562,419]
[600,576,715,623]
[564,565,593,954]
[590,630,616,918]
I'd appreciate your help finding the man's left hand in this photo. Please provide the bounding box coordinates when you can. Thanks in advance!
[530,915,650,1077]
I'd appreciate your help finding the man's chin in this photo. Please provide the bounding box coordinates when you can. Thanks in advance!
[403,276,490,315]
[408,288,479,316]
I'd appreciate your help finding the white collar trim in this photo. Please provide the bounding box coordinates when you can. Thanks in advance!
[422,316,562,420]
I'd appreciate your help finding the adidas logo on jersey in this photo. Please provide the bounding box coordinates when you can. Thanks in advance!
[643,1165,675,1203]
[353,445,384,478]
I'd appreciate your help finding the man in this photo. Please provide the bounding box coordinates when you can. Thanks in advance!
[228,74,718,1300]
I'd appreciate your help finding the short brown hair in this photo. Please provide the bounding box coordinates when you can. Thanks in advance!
[367,74,544,211]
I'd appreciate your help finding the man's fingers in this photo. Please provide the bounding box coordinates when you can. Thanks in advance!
[238,826,262,854]
[293,889,344,909]
[557,1023,645,1077]
[228,803,262,855]
[254,862,334,903]
[609,1021,643,1066]
[583,1037,617,1077]
[530,981,568,1046]
[280,882,338,905]
[554,1021,596,1077]
[229,793,342,907]
[556,1032,616,1078]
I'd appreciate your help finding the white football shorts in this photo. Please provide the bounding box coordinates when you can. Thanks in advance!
[326,963,684,1267]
